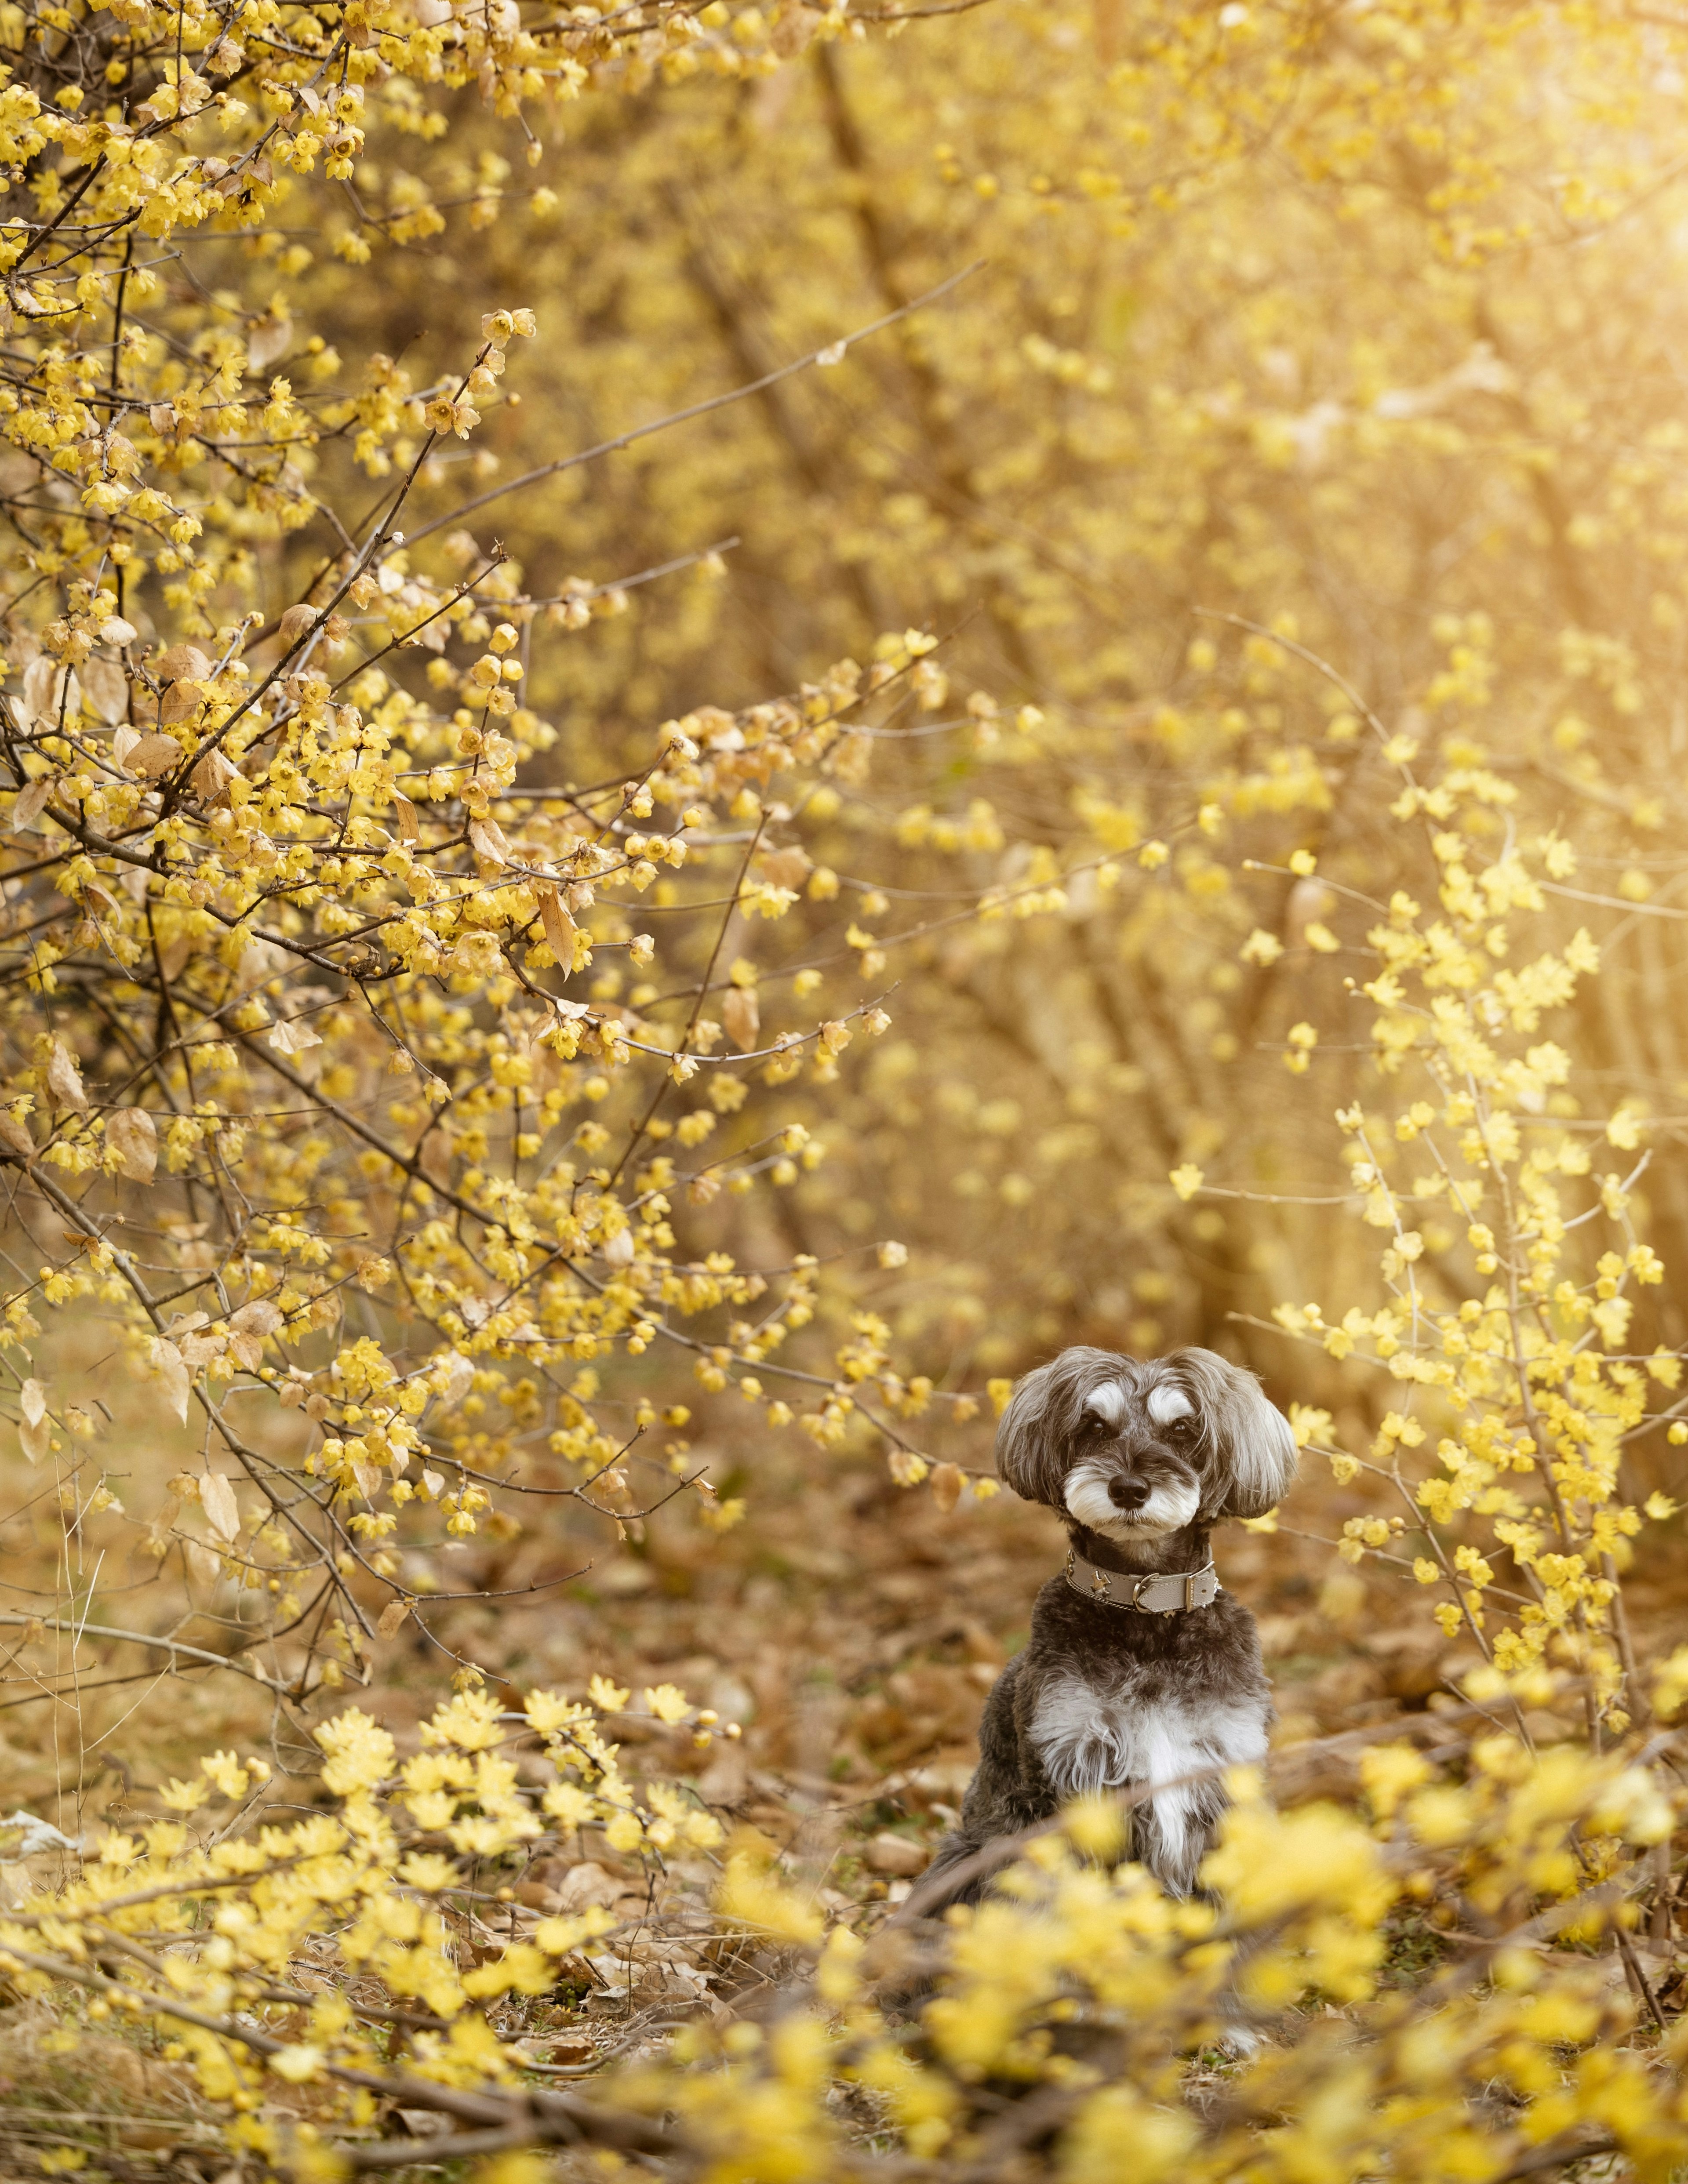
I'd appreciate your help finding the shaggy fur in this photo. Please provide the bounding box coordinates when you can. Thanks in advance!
[926,1345,1297,1902]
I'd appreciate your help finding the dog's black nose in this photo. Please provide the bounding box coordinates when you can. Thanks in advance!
[1108,1475,1150,1511]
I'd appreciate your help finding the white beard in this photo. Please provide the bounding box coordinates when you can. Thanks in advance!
[1063,1462,1200,1544]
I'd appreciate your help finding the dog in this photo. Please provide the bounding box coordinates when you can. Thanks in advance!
[923,1345,1297,1905]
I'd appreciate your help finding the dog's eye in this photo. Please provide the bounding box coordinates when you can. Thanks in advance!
[1166,1415,1195,1439]
[1080,1413,1108,1436]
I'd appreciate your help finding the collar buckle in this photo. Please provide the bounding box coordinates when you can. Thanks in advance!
[1066,1550,1217,1614]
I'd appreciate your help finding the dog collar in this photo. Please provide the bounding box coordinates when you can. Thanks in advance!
[1065,1547,1220,1613]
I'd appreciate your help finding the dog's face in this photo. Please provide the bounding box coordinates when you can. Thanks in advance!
[994,1345,1297,1541]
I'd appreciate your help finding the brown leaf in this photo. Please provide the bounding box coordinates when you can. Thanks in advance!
[20,1379,46,1428]
[391,791,419,843]
[267,1016,323,1056]
[200,1470,240,1546]
[435,1350,474,1409]
[757,844,813,890]
[929,1461,964,1514]
[149,1339,191,1425]
[231,1297,283,1337]
[20,654,68,727]
[468,815,509,866]
[98,615,137,646]
[124,733,183,779]
[276,603,317,646]
[46,1039,88,1112]
[0,1111,33,1161]
[723,986,760,1053]
[191,747,238,799]
[155,644,211,682]
[79,657,129,727]
[159,680,205,726]
[538,884,576,963]
[184,1539,222,1589]
[106,1106,157,1182]
[19,1414,49,1464]
[11,777,56,832]
[246,310,292,373]
[378,1599,411,1639]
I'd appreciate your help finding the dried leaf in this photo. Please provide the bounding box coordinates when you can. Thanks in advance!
[19,1415,49,1464]
[111,723,140,766]
[268,1017,323,1056]
[20,654,65,727]
[231,1297,283,1337]
[468,815,510,866]
[723,985,760,1052]
[378,1599,411,1639]
[98,615,137,646]
[124,733,182,779]
[247,310,293,373]
[184,1541,221,1589]
[538,884,576,963]
[159,679,206,726]
[392,791,419,843]
[200,1470,240,1546]
[191,746,238,799]
[46,1039,88,1112]
[756,845,813,890]
[79,656,129,726]
[10,777,55,832]
[0,1111,33,1161]
[106,1106,157,1182]
[155,644,211,682]
[929,1461,964,1514]
[276,602,317,646]
[436,1350,474,1409]
[20,1379,46,1427]
[149,1339,191,1425]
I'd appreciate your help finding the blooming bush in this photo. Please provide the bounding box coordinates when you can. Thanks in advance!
[4,0,1688,2172]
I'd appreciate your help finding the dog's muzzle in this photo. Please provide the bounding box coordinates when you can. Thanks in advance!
[1065,1547,1220,1613]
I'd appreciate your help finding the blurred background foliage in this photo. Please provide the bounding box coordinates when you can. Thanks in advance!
[7,0,1688,1887]
[11,0,1688,2164]
[270,0,1688,1415]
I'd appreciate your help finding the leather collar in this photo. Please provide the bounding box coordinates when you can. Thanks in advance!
[1065,1546,1220,1613]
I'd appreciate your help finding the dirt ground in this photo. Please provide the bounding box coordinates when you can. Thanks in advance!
[7,1416,1679,1867]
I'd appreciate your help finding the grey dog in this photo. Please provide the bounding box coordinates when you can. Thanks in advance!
[924,1345,1297,1904]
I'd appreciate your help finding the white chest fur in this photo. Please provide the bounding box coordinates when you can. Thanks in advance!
[1028,1676,1268,1893]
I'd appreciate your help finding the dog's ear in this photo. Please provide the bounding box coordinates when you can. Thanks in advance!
[1175,1348,1298,1520]
[994,1359,1066,1506]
